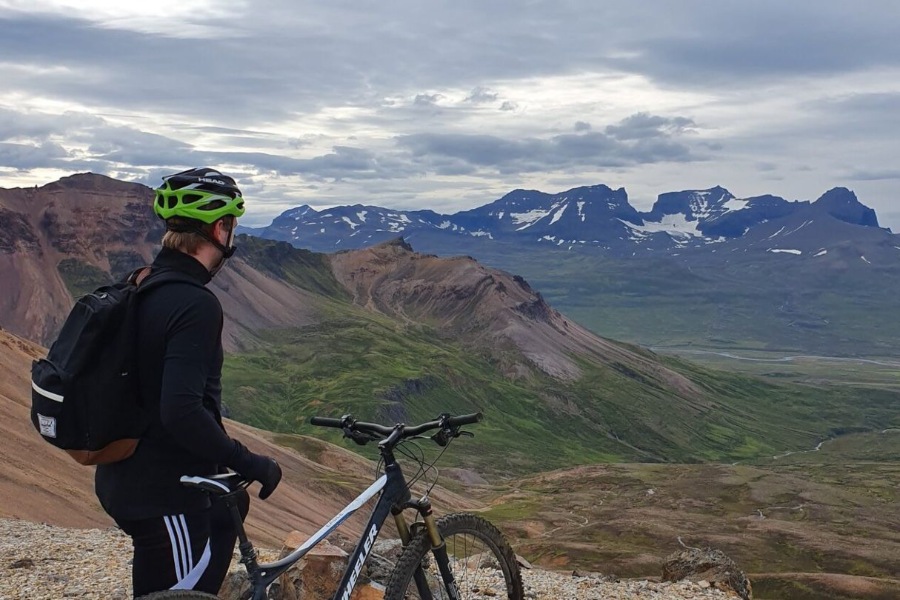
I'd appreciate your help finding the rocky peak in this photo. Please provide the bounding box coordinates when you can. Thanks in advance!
[46,172,142,193]
[645,186,735,222]
[278,204,318,220]
[812,187,879,227]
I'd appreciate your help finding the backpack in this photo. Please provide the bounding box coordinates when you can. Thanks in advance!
[30,267,203,465]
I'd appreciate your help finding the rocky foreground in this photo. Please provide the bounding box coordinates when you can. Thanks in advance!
[0,518,732,599]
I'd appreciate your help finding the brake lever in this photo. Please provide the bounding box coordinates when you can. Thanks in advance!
[431,428,474,447]
[343,428,379,446]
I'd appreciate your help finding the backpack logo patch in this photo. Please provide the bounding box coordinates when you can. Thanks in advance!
[38,414,57,438]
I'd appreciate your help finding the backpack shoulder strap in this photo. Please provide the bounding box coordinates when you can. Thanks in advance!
[127,266,152,286]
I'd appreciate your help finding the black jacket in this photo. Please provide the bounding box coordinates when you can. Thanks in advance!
[95,247,249,521]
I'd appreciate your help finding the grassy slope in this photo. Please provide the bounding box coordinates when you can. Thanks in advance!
[479,433,900,599]
[57,257,113,298]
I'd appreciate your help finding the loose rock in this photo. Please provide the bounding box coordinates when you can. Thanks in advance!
[0,518,730,600]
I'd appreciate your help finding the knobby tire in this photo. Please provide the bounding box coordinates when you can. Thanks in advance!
[384,512,524,600]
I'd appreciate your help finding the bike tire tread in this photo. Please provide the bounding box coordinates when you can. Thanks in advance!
[383,512,524,600]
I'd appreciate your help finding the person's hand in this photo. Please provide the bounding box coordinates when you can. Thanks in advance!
[247,454,282,499]
[231,442,283,499]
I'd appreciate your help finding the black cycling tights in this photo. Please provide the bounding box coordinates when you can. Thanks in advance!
[116,491,250,598]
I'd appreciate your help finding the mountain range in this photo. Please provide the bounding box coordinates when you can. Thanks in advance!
[238,184,889,257]
[239,183,900,358]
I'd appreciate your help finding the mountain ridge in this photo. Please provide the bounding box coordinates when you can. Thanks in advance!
[239,182,890,255]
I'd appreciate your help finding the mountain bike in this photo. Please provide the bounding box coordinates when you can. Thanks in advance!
[140,412,524,600]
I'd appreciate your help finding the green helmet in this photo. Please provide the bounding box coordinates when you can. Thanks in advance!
[153,167,245,223]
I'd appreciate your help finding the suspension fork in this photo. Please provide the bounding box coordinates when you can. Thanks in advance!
[397,497,461,600]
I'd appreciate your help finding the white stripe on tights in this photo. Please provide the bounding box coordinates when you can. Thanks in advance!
[179,514,194,572]
[163,516,183,581]
[172,540,212,590]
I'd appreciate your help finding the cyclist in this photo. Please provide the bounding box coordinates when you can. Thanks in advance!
[95,167,283,597]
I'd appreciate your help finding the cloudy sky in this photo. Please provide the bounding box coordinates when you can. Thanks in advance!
[1,1,899,229]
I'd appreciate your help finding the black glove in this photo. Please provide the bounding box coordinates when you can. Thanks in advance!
[230,441,283,500]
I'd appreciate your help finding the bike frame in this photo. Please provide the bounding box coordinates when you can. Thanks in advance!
[225,445,453,600]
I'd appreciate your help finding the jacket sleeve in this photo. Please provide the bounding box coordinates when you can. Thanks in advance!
[157,289,248,468]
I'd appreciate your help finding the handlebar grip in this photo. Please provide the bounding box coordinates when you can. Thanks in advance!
[310,416,344,428]
[448,412,483,427]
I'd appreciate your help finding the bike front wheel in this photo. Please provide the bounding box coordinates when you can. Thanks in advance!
[384,512,524,600]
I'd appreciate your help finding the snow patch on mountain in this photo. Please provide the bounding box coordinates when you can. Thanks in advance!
[723,197,750,212]
[549,203,568,225]
[784,220,813,236]
[622,214,703,238]
[686,189,732,220]
[512,209,551,229]
[768,248,802,255]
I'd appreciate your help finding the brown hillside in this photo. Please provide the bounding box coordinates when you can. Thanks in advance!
[0,328,477,547]
[328,238,699,395]
[0,174,320,352]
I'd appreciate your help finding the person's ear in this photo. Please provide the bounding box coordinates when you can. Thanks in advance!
[213,218,228,241]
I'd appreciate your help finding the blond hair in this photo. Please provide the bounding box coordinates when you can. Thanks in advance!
[161,217,220,254]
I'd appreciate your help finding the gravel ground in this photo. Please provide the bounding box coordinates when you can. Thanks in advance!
[0,518,729,599]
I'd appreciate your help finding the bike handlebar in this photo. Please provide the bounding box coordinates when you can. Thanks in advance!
[309,416,344,428]
[309,412,483,446]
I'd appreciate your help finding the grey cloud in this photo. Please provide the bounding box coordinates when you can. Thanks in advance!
[605,113,695,141]
[608,2,900,86]
[0,108,105,141]
[209,147,423,181]
[0,107,415,183]
[4,3,900,130]
[0,141,69,169]
[819,92,900,113]
[803,92,900,137]
[499,101,518,112]
[414,94,443,106]
[465,87,498,104]
[574,121,592,132]
[848,169,900,181]
[397,126,699,175]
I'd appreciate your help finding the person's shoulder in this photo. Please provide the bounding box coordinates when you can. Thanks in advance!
[146,277,221,313]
